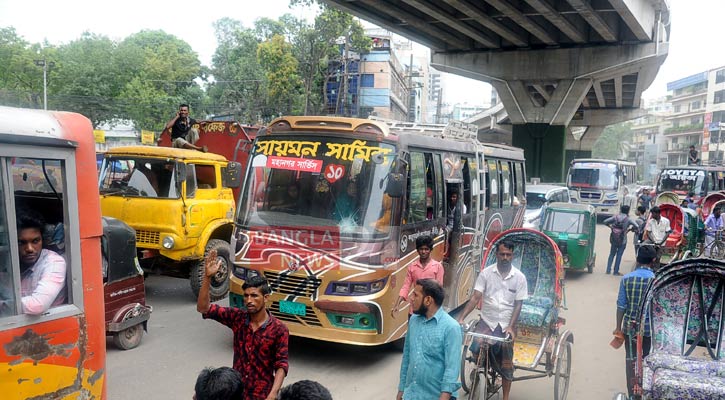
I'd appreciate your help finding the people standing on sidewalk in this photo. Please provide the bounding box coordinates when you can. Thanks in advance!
[396,279,462,400]
[612,244,657,398]
[604,205,638,276]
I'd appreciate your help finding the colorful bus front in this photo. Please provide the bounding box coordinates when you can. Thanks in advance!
[656,168,707,200]
[230,118,406,345]
[0,107,106,399]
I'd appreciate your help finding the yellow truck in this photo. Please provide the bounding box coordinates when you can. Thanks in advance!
[98,146,242,300]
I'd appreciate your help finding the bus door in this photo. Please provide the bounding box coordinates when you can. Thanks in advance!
[402,151,442,262]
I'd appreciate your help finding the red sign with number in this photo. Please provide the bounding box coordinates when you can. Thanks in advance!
[324,164,346,183]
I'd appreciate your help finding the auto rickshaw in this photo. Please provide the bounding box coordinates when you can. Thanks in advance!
[540,202,597,273]
[102,216,152,350]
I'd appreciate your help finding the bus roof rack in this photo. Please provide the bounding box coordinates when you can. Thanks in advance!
[368,116,479,142]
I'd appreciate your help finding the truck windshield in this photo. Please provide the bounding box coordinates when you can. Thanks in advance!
[569,162,618,190]
[99,157,181,199]
[657,169,706,194]
[237,136,396,239]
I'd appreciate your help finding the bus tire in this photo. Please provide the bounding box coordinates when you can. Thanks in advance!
[190,239,231,301]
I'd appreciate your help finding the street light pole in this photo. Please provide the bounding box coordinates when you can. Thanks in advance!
[33,59,54,110]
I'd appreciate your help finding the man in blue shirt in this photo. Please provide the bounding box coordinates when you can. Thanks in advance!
[704,206,725,256]
[397,279,462,400]
[613,244,656,398]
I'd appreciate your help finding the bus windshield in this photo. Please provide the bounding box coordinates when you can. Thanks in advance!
[238,136,396,239]
[657,169,706,194]
[569,162,618,190]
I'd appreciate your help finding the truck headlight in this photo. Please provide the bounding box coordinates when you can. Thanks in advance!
[162,235,175,249]
[326,279,387,295]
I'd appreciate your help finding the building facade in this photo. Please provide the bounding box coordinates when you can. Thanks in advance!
[629,97,670,183]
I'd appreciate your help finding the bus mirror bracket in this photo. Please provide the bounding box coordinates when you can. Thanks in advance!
[223,161,242,188]
[385,173,405,198]
[175,162,187,183]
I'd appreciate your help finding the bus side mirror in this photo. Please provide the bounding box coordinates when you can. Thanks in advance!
[175,163,187,183]
[222,161,242,188]
[385,173,405,198]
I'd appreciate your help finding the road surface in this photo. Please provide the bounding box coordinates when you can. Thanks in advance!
[108,224,633,399]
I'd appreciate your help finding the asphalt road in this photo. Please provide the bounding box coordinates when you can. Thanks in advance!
[107,224,634,400]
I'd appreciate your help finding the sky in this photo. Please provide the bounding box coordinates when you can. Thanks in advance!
[0,0,722,105]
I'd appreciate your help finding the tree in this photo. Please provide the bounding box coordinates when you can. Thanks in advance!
[257,34,302,115]
[592,122,635,160]
[51,32,118,126]
[116,30,204,130]
[208,18,269,123]
[0,27,48,108]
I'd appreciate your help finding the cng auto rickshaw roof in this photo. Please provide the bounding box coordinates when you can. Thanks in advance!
[546,202,596,213]
[105,145,229,162]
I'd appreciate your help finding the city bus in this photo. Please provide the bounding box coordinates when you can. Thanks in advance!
[0,107,106,399]
[656,165,725,203]
[230,116,526,345]
[566,158,638,217]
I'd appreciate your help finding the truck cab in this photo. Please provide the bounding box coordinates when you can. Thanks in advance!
[98,146,241,300]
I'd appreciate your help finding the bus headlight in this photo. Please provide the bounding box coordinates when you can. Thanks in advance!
[326,279,387,295]
[162,236,175,249]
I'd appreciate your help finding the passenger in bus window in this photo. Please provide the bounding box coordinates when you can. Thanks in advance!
[445,189,464,233]
[16,208,67,314]
[272,182,304,213]
[391,235,444,318]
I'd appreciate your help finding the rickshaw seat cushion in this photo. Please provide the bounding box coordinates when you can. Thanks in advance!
[645,352,725,379]
[518,296,555,327]
[647,365,725,399]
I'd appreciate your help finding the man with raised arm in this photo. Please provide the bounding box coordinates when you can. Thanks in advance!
[197,250,288,400]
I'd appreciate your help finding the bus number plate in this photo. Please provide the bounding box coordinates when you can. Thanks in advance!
[279,300,306,316]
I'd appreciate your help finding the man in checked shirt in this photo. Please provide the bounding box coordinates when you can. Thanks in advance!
[613,244,657,398]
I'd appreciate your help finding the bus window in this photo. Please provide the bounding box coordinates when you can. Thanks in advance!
[487,160,499,208]
[514,162,525,201]
[462,158,471,214]
[466,156,478,214]
[0,177,15,317]
[424,153,435,220]
[479,154,486,211]
[711,172,718,191]
[501,161,512,206]
[8,157,71,316]
[406,152,427,224]
[433,154,444,219]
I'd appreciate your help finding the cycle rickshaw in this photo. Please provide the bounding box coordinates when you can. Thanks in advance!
[458,228,574,399]
[657,204,701,263]
[622,258,725,399]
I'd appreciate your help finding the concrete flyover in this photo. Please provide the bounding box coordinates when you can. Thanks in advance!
[323,0,671,182]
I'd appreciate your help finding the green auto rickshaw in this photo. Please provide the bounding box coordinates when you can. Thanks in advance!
[540,202,597,273]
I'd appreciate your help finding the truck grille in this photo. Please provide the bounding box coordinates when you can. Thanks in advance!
[579,191,602,200]
[264,271,322,299]
[270,301,322,327]
[136,230,160,245]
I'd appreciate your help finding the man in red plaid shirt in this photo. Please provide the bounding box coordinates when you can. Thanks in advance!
[198,250,289,400]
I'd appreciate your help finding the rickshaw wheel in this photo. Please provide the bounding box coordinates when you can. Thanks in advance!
[712,242,725,260]
[554,341,572,400]
[460,343,476,393]
[113,324,143,350]
[190,239,231,301]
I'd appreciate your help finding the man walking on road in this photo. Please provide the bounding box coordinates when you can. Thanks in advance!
[613,244,656,398]
[604,205,638,275]
[392,235,444,318]
[397,279,462,400]
[704,206,725,257]
[198,250,289,400]
[456,240,528,400]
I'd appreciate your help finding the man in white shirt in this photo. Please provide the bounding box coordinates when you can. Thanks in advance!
[17,209,66,315]
[642,206,671,266]
[456,240,528,400]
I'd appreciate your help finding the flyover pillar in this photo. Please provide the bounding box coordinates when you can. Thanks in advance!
[512,124,566,183]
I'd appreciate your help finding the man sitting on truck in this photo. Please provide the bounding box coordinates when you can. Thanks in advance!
[166,104,207,152]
